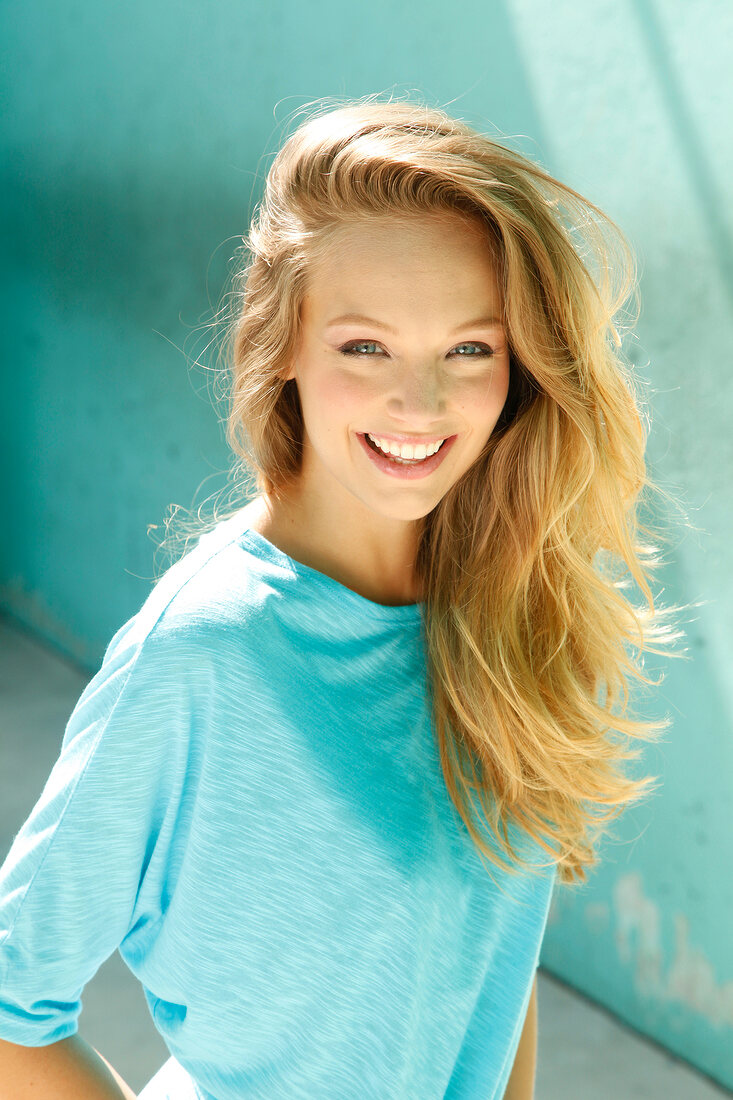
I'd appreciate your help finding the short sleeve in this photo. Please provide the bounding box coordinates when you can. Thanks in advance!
[0,616,199,1046]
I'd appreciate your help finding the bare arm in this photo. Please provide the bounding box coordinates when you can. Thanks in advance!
[0,1033,137,1099]
[503,973,538,1100]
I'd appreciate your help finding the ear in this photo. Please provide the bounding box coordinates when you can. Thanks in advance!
[277,330,301,383]
[277,361,297,383]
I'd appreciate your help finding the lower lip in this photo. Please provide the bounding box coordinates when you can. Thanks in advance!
[356,432,458,480]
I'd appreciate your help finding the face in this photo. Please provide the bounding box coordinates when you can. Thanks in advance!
[280,210,511,530]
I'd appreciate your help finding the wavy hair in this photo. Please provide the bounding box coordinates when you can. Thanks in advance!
[155,93,691,886]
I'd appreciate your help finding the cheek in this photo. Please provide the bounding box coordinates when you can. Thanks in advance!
[455,363,511,419]
[326,372,370,408]
[299,368,371,438]
[312,369,374,420]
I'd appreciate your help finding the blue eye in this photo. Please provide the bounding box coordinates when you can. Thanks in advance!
[451,343,494,358]
[340,341,383,356]
[339,341,494,358]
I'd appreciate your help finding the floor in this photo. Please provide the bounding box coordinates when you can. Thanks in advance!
[0,613,729,1098]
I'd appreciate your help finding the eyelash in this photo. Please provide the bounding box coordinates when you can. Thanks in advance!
[338,340,494,360]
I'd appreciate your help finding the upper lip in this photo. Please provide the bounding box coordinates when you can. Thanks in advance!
[362,431,453,445]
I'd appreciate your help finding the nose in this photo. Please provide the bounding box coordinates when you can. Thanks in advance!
[385,365,447,425]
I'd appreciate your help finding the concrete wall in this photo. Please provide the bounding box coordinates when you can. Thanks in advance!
[1,0,730,1089]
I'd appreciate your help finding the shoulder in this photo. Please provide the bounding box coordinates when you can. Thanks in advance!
[104,509,272,675]
[60,512,272,759]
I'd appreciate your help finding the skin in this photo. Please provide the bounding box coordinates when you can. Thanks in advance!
[248,208,511,605]
[504,973,538,1100]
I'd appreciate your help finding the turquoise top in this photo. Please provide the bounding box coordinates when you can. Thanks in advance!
[0,509,556,1099]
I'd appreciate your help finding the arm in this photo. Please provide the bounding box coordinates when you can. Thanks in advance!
[0,629,195,1057]
[0,1033,137,1099]
[503,973,538,1100]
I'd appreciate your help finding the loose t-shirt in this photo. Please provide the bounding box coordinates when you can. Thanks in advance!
[0,509,557,1099]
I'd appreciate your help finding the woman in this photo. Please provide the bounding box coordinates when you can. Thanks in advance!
[0,95,684,1099]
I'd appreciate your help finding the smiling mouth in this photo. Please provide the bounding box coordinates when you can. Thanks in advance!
[363,433,448,462]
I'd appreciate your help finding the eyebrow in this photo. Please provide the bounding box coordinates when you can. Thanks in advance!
[325,312,504,335]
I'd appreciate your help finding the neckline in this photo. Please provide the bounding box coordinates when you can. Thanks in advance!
[238,527,424,624]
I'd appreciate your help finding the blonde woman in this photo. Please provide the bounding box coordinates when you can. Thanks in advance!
[0,95,684,1099]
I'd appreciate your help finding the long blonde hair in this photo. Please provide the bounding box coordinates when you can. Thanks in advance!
[155,94,691,886]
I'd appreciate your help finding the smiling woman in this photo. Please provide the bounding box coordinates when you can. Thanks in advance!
[0,93,689,1100]
[261,207,512,580]
[217,94,686,883]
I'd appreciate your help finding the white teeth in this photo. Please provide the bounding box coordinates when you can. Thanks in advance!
[366,434,445,460]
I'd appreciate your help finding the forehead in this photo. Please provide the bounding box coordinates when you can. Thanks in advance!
[303,210,501,313]
[313,208,493,260]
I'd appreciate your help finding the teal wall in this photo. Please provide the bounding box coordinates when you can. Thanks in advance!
[1,0,731,1089]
